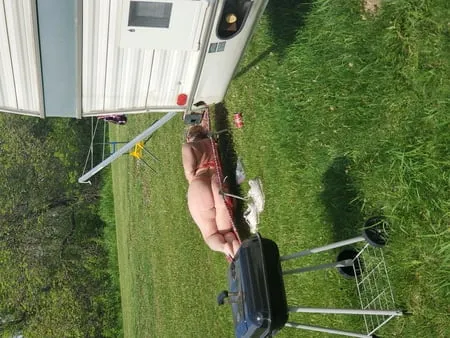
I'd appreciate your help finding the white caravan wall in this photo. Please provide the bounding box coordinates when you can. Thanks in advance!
[0,0,42,116]
[82,0,201,115]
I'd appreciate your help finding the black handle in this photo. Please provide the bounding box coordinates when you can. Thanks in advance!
[217,290,229,306]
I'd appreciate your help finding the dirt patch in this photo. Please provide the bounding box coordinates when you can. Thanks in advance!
[363,0,381,13]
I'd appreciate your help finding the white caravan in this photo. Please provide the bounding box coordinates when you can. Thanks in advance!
[0,0,268,118]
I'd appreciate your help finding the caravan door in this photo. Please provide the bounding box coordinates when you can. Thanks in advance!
[120,0,209,51]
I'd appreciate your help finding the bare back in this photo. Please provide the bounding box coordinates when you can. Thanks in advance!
[182,138,215,183]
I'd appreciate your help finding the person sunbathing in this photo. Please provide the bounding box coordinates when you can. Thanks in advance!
[182,125,240,258]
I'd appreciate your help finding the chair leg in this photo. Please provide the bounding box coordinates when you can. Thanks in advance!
[285,322,372,338]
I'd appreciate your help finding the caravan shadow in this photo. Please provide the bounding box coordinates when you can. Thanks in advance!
[266,0,312,56]
[234,0,312,79]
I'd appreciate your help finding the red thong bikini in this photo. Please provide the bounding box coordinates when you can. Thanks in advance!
[196,160,216,171]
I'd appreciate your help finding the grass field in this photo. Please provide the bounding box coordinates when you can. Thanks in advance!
[107,0,449,337]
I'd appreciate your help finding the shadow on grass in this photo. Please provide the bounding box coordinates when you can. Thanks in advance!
[233,45,276,80]
[234,0,312,79]
[266,0,312,56]
[214,103,251,240]
[320,156,364,242]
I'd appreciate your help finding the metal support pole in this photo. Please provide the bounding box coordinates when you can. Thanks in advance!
[285,322,372,338]
[78,111,178,183]
[141,146,160,162]
[368,316,397,336]
[138,158,157,173]
[282,259,354,275]
[280,236,366,261]
[288,307,404,317]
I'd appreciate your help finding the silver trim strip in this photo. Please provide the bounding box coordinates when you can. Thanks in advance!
[0,107,41,117]
[83,105,186,116]
[75,0,83,118]
[31,0,45,118]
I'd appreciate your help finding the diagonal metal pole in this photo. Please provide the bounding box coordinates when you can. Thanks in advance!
[141,146,160,162]
[78,111,178,183]
[138,158,157,174]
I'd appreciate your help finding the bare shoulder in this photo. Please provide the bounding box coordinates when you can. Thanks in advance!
[182,142,193,153]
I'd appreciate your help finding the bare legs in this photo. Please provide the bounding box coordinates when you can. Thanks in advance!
[187,174,240,257]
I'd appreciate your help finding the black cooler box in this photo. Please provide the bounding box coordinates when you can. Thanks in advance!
[219,234,288,337]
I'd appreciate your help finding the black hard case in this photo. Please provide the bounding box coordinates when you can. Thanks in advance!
[228,234,288,337]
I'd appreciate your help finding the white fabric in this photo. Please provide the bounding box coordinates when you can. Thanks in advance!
[244,202,259,233]
[244,178,265,233]
[248,178,264,213]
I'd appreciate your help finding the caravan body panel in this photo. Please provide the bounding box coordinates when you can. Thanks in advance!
[82,0,208,115]
[0,0,43,117]
[0,0,268,118]
[195,0,269,105]
[82,0,268,117]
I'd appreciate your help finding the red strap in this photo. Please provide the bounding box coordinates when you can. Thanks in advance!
[197,160,216,170]
[203,108,242,248]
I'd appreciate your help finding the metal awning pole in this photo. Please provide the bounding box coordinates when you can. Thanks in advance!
[78,111,178,183]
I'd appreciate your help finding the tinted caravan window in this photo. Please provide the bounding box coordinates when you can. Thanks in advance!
[128,1,172,28]
[217,0,252,39]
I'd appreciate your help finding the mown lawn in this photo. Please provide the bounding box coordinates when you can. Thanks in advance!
[109,0,449,337]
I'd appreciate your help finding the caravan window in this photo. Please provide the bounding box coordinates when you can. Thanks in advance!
[128,1,172,28]
[121,0,207,50]
[217,0,253,39]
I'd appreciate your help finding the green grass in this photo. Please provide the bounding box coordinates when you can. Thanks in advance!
[109,0,449,337]
[98,171,124,337]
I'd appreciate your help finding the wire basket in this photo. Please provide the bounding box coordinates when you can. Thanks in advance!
[353,243,397,336]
